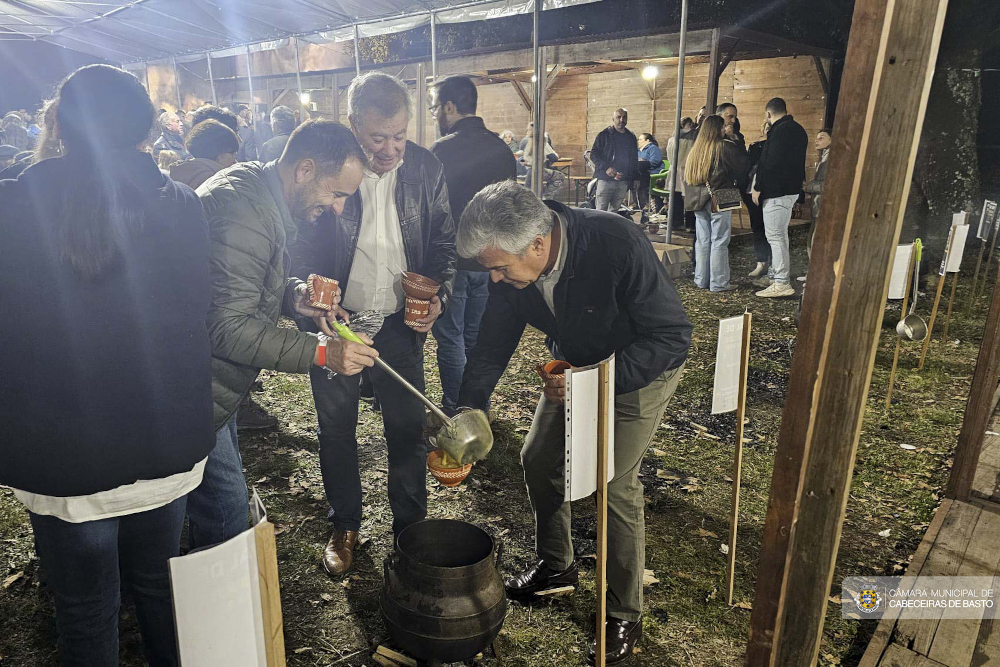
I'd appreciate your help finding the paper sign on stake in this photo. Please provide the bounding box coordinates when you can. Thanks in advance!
[978,201,997,241]
[953,211,969,227]
[712,315,746,414]
[564,354,615,502]
[945,224,970,273]
[888,244,914,299]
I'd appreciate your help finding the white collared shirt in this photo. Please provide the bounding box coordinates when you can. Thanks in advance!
[342,162,409,315]
[534,212,568,315]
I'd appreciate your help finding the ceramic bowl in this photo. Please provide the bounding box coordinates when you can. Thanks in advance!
[427,449,473,487]
[401,272,440,300]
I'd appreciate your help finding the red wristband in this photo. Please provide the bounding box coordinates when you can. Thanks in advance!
[316,339,327,368]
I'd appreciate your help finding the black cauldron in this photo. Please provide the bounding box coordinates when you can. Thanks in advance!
[380,519,507,662]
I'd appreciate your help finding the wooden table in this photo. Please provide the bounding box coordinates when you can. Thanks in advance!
[570,175,591,205]
[550,158,574,202]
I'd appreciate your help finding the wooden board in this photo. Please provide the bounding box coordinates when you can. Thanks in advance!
[254,521,286,667]
[972,416,1000,502]
[879,644,948,667]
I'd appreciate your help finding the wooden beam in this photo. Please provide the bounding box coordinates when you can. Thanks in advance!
[718,38,742,75]
[509,79,532,112]
[545,62,563,90]
[813,55,830,95]
[723,26,839,59]
[946,265,1000,500]
[745,0,951,664]
[706,28,721,113]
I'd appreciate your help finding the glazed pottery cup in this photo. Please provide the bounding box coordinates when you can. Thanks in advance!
[401,272,440,300]
[405,297,430,329]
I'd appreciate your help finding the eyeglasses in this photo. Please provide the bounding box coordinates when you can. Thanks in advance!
[428,103,442,116]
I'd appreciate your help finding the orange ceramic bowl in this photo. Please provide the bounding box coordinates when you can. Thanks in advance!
[427,449,473,487]
[401,272,440,300]
[543,360,572,375]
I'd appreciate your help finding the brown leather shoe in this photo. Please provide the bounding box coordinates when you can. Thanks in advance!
[322,529,359,577]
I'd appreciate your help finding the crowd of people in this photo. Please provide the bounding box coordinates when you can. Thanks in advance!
[0,64,699,667]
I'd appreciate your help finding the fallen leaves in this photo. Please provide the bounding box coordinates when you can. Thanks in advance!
[692,528,718,539]
[2,572,23,589]
[643,569,659,586]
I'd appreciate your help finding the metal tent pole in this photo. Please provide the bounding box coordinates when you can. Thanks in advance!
[172,56,183,110]
[245,45,256,112]
[530,0,545,195]
[206,52,217,105]
[293,37,304,112]
[665,0,688,244]
[353,25,361,76]
[417,62,427,147]
[430,11,438,81]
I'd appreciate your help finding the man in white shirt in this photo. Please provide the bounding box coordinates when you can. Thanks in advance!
[291,72,457,577]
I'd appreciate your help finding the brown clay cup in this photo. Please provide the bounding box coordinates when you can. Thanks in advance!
[427,449,472,487]
[535,359,572,384]
[401,272,440,300]
[404,296,430,329]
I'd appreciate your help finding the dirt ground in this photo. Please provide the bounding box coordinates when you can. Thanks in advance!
[0,229,987,666]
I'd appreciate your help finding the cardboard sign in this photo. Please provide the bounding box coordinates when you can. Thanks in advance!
[978,201,998,241]
[939,223,970,275]
[564,354,615,502]
[712,315,746,414]
[888,244,914,300]
[170,490,285,667]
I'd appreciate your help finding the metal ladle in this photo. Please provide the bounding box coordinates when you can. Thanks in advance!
[330,320,494,465]
[896,243,928,341]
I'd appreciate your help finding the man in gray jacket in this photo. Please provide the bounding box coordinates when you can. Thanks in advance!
[187,120,378,549]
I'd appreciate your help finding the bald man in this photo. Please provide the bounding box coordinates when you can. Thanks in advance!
[589,108,638,213]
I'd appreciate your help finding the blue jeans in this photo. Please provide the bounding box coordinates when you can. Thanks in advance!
[693,203,732,291]
[432,270,490,412]
[596,179,629,212]
[29,498,187,667]
[186,413,248,549]
[763,194,798,285]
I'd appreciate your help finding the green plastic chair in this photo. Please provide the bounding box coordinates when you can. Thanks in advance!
[650,161,669,200]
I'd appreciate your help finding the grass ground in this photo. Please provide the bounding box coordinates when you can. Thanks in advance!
[0,228,989,666]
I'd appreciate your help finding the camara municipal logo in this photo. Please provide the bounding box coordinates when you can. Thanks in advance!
[853,587,882,613]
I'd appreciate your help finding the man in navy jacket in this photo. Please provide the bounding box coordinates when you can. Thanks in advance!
[456,181,691,664]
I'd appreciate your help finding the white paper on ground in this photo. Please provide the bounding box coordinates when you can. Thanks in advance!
[170,498,268,666]
[712,315,746,414]
[564,354,615,502]
[978,201,998,240]
[888,244,914,300]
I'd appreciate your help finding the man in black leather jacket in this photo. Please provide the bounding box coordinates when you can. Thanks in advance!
[456,181,691,665]
[291,73,456,578]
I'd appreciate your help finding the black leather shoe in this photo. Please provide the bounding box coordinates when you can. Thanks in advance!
[505,559,578,598]
[588,618,642,665]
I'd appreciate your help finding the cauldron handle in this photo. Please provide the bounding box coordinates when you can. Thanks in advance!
[494,541,504,570]
[383,554,397,580]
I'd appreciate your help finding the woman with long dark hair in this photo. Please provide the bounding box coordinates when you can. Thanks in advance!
[0,64,214,666]
[685,114,748,292]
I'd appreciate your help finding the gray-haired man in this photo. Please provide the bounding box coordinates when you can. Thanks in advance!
[456,181,691,664]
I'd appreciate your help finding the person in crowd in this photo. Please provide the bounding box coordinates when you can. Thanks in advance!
[636,132,663,211]
[27,109,42,143]
[255,110,275,145]
[456,180,691,665]
[2,111,30,151]
[187,120,374,550]
[800,128,833,279]
[744,120,772,279]
[501,129,519,153]
[695,105,707,127]
[751,97,808,298]
[0,144,18,171]
[522,133,559,186]
[590,107,638,213]
[152,111,190,160]
[291,72,456,577]
[236,104,258,161]
[191,104,240,135]
[715,102,746,149]
[0,99,61,180]
[169,119,240,190]
[259,106,297,163]
[684,115,749,293]
[427,75,517,416]
[157,149,182,172]
[664,117,697,227]
[519,122,554,154]
[0,64,216,667]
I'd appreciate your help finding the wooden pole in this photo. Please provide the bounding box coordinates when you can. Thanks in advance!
[918,228,958,370]
[941,272,960,343]
[726,312,752,605]
[886,247,917,409]
[946,262,1000,500]
[978,212,1000,301]
[595,361,611,667]
[966,238,987,316]
[745,0,949,663]
[706,28,721,115]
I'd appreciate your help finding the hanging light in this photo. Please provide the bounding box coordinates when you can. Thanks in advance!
[531,74,537,83]
[299,91,311,105]
[642,65,659,80]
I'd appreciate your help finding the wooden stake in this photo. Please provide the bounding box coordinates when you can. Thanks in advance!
[941,272,960,343]
[919,229,959,370]
[966,239,987,316]
[594,361,610,667]
[726,312,752,605]
[886,248,917,409]
[978,213,1000,302]
[254,521,286,667]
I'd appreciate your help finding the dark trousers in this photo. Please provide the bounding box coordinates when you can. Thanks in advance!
[29,498,187,667]
[743,190,771,264]
[310,310,428,537]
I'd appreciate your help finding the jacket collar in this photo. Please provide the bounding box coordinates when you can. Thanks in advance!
[262,161,295,241]
[770,114,795,129]
[544,200,577,283]
[446,116,487,135]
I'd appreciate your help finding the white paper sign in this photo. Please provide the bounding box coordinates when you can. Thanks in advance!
[938,223,970,274]
[170,493,269,667]
[564,354,615,502]
[978,201,998,240]
[953,211,969,227]
[712,315,745,414]
[888,244,914,300]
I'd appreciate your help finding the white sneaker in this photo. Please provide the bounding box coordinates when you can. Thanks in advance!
[756,282,796,298]
[748,262,768,278]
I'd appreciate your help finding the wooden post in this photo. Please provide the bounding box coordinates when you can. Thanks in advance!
[706,28,721,114]
[595,361,611,667]
[941,272,960,343]
[726,312,752,605]
[978,212,1000,301]
[918,228,958,370]
[745,0,950,663]
[946,263,1000,500]
[886,247,917,409]
[967,237,987,316]
[254,521,286,666]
